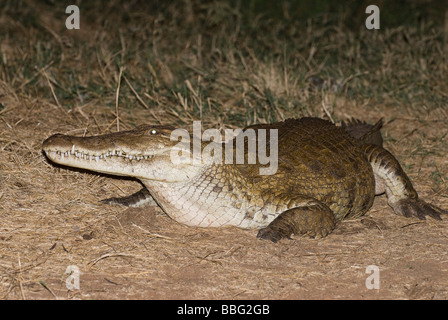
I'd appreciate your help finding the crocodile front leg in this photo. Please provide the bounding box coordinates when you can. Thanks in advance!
[101,188,157,207]
[364,145,447,220]
[257,199,337,242]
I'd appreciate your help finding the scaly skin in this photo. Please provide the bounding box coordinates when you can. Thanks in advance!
[42,118,447,242]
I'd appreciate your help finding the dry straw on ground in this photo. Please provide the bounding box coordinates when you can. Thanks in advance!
[0,1,447,299]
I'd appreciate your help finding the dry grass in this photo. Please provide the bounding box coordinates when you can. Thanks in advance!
[0,0,447,299]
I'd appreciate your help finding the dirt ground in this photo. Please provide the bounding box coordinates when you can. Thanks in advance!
[1,87,447,300]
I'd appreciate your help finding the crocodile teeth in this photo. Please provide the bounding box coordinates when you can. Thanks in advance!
[54,149,155,162]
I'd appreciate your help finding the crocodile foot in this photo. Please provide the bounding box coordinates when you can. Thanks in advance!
[389,198,447,220]
[257,203,337,242]
[101,188,156,208]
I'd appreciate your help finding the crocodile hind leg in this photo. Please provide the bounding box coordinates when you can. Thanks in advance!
[257,201,337,242]
[101,188,157,207]
[364,145,447,220]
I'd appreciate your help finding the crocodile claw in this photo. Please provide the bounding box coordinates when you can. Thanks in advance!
[257,228,292,243]
[390,198,447,220]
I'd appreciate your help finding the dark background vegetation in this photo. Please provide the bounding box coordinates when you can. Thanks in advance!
[2,0,448,126]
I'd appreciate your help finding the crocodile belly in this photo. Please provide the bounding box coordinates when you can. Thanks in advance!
[147,183,276,229]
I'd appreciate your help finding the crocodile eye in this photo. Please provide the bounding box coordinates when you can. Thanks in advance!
[150,129,157,135]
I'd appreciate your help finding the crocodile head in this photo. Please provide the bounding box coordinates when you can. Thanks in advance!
[42,125,204,182]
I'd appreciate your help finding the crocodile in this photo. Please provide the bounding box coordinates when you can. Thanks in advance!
[42,117,447,242]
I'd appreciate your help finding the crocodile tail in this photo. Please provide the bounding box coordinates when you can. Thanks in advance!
[341,118,384,147]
